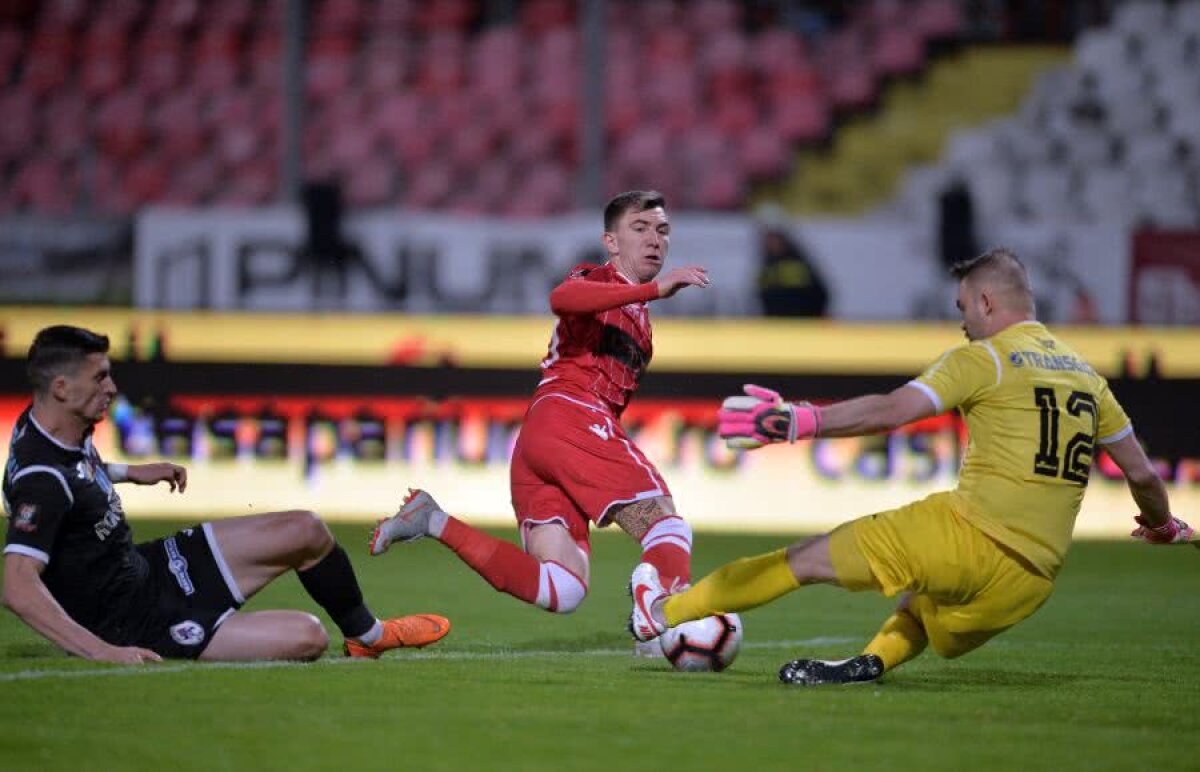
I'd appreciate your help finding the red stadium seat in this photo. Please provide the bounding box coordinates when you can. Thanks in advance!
[91,0,145,31]
[13,157,76,214]
[135,34,186,96]
[913,0,965,40]
[147,0,200,33]
[403,162,456,208]
[95,89,150,160]
[693,163,745,210]
[22,31,73,95]
[221,159,276,207]
[192,29,242,96]
[772,94,831,143]
[828,64,877,110]
[124,156,171,207]
[42,91,90,158]
[364,0,418,37]
[414,33,467,96]
[872,27,925,77]
[169,159,221,205]
[209,0,255,32]
[154,91,209,161]
[688,0,740,38]
[471,159,514,208]
[0,90,36,162]
[39,0,89,30]
[415,0,478,33]
[248,32,283,89]
[0,25,25,84]
[712,96,758,138]
[739,125,791,179]
[361,43,410,97]
[344,155,394,207]
[80,27,128,98]
[751,28,808,74]
[520,0,575,35]
[447,122,497,169]
[314,0,364,38]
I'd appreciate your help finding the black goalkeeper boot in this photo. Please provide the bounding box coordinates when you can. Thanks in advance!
[778,654,885,686]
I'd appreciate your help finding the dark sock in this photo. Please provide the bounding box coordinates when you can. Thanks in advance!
[297,544,376,639]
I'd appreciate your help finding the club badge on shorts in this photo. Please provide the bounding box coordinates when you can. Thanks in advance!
[170,620,206,647]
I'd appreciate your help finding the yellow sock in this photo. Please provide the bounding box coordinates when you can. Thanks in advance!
[663,548,800,627]
[863,609,928,671]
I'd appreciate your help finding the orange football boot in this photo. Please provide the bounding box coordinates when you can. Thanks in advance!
[343,614,451,658]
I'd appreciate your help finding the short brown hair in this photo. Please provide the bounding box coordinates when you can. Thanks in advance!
[950,248,1026,281]
[603,190,666,232]
[950,248,1035,313]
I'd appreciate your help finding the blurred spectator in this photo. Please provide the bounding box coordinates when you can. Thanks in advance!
[937,175,979,269]
[757,226,830,317]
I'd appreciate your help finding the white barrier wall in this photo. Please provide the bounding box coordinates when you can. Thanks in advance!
[135,208,1132,323]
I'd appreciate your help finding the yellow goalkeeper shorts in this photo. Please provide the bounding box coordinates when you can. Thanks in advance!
[828,491,1054,658]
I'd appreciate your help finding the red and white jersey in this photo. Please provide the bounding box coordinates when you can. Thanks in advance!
[536,262,660,416]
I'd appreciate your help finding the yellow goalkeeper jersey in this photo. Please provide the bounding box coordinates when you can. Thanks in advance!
[909,321,1131,578]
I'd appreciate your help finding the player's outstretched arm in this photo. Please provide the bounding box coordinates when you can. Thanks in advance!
[2,554,162,663]
[719,383,936,449]
[549,277,660,315]
[816,385,938,438]
[1104,433,1195,545]
[121,462,188,493]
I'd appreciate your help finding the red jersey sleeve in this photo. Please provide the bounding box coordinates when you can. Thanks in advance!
[550,272,659,315]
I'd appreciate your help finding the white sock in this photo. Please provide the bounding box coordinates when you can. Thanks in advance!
[355,619,383,645]
[429,509,449,538]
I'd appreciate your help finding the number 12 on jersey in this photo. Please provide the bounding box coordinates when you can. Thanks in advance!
[1033,387,1097,484]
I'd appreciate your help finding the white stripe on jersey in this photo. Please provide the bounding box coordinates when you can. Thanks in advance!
[981,341,1003,386]
[3,543,50,564]
[905,381,943,414]
[1098,423,1134,445]
[11,465,75,506]
[203,522,246,604]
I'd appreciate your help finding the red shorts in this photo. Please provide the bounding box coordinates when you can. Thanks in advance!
[510,393,670,550]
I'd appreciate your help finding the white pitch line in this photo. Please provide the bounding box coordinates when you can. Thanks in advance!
[0,637,857,683]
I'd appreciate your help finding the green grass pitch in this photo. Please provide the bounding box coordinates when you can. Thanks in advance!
[1,521,1197,771]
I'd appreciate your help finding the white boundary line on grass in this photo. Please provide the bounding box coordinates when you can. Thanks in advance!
[0,636,857,683]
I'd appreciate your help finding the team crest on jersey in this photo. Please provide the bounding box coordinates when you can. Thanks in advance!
[170,620,206,647]
[1039,338,1056,350]
[13,503,38,532]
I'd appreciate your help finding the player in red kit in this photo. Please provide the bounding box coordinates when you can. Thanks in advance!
[370,191,709,637]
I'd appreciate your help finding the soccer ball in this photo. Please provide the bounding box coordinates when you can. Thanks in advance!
[658,613,743,672]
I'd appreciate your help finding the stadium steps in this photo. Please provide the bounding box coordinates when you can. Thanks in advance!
[758,46,1069,216]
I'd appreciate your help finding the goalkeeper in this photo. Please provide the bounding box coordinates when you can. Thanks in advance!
[629,249,1192,685]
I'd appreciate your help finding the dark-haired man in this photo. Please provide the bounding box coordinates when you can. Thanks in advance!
[629,249,1192,684]
[371,191,709,638]
[3,325,448,663]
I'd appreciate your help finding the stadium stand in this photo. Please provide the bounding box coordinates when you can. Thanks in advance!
[0,0,966,216]
[891,0,1200,230]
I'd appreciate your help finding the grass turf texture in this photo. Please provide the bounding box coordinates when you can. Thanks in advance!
[1,521,1197,771]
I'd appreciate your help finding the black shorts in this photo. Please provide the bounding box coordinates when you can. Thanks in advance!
[123,523,245,659]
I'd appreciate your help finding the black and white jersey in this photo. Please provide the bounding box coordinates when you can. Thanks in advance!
[3,406,147,637]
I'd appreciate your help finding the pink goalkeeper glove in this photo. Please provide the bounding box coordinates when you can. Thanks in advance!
[717,384,822,450]
[1130,514,1195,545]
